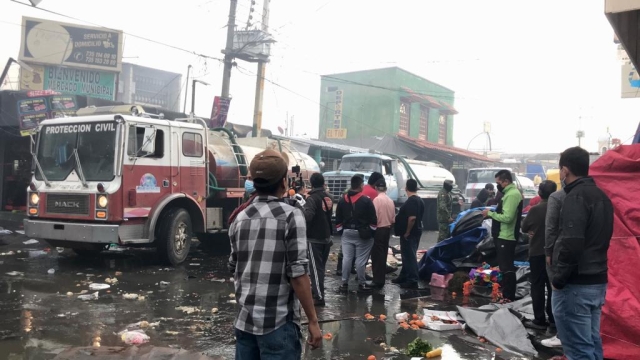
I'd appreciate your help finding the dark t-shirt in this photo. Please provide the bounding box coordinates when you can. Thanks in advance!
[395,195,424,237]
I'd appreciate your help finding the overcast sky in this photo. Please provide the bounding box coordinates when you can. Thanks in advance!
[2,0,638,154]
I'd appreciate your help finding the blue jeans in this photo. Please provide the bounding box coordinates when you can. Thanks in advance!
[341,229,374,285]
[397,234,420,283]
[552,283,607,360]
[235,322,302,360]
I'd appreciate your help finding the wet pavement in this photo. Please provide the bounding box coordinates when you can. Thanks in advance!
[0,213,559,359]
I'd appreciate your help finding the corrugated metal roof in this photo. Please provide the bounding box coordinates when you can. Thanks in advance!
[398,134,493,162]
[271,135,369,153]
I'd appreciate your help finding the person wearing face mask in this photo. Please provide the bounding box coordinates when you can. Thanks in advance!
[482,170,523,302]
[548,147,613,360]
[243,176,255,202]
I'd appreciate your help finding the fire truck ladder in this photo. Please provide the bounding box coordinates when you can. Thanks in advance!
[212,127,248,177]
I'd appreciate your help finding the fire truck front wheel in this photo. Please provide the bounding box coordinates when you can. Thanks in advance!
[157,207,192,265]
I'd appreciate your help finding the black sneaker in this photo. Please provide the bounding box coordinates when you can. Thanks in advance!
[358,284,373,293]
[339,283,349,292]
[523,319,548,331]
[365,274,374,281]
[399,282,418,289]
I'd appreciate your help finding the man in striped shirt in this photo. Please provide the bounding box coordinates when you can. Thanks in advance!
[229,149,321,359]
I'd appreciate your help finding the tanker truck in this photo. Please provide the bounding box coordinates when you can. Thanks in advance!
[23,105,319,265]
[323,152,464,230]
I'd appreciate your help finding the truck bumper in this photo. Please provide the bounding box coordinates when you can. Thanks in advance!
[24,219,119,244]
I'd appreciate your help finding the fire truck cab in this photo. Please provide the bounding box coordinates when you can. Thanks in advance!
[24,105,245,265]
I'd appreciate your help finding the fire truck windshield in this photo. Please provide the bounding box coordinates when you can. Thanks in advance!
[36,122,117,182]
[339,157,382,173]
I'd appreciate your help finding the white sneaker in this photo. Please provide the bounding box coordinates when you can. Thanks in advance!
[541,335,562,348]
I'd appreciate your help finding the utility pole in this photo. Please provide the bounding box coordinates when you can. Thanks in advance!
[221,0,238,99]
[251,0,270,137]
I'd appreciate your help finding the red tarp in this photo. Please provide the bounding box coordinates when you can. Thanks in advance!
[590,145,640,359]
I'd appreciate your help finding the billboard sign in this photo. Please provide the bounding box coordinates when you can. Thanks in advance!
[210,96,231,128]
[20,64,116,100]
[12,92,78,136]
[326,128,347,139]
[621,62,640,98]
[19,16,123,72]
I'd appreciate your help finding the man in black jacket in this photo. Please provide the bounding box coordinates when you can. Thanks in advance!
[551,146,613,360]
[521,180,557,331]
[335,175,377,293]
[303,173,334,306]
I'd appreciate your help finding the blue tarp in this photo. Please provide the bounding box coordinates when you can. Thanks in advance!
[418,227,488,281]
[449,207,494,233]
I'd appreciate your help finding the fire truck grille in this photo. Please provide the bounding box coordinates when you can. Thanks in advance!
[46,194,90,215]
[326,178,349,202]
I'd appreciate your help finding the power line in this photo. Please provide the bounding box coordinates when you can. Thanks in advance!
[9,0,224,63]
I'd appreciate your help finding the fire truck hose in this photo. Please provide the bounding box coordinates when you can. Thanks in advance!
[208,173,226,192]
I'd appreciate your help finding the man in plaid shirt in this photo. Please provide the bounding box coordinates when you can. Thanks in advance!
[229,149,322,359]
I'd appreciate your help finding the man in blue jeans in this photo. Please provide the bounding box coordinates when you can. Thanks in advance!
[551,147,613,360]
[392,179,425,289]
[229,150,322,359]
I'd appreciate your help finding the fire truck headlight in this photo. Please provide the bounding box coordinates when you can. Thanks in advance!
[29,193,39,206]
[97,195,108,208]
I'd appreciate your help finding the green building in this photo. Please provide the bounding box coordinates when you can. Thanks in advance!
[319,67,457,146]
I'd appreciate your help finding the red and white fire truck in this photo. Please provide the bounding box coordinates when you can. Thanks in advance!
[23,105,320,265]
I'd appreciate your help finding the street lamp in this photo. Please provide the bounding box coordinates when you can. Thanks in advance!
[191,79,210,116]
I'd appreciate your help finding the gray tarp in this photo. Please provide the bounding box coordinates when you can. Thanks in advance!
[457,306,538,358]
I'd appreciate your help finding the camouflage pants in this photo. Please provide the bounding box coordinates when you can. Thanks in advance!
[437,223,451,243]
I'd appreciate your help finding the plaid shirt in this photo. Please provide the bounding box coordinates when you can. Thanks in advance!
[228,195,309,335]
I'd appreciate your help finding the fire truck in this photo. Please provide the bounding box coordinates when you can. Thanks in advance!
[23,105,319,265]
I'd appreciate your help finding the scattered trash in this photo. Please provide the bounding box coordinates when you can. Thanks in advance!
[56,247,64,253]
[159,281,170,287]
[228,299,237,304]
[123,293,139,300]
[23,239,39,245]
[76,273,84,276]
[211,308,219,314]
[66,292,73,296]
[89,283,110,291]
[176,306,199,314]
[189,263,200,266]
[15,230,25,234]
[105,278,118,285]
[120,330,150,345]
[47,268,55,275]
[228,293,236,298]
[6,271,24,276]
[1,251,15,256]
[28,250,48,258]
[115,271,123,276]
[138,296,146,301]
[165,331,179,335]
[78,292,99,301]
[79,290,88,294]
[210,278,225,283]
[108,244,125,252]
[0,229,12,235]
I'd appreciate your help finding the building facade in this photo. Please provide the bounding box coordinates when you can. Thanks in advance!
[319,67,457,146]
[117,63,182,112]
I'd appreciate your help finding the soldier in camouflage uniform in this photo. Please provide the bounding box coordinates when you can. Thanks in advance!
[437,180,454,242]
